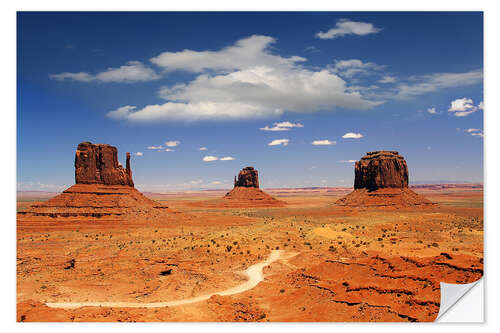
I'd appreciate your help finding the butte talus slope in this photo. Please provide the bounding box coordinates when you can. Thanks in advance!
[336,151,435,208]
[18,142,168,223]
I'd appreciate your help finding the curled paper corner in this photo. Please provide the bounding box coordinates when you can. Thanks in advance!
[436,278,484,322]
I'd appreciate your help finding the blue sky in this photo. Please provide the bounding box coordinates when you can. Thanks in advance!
[17,12,483,191]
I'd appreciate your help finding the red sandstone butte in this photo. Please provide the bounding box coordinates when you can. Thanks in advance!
[19,141,167,222]
[190,167,285,208]
[75,142,134,187]
[354,151,408,190]
[234,167,260,188]
[336,151,435,207]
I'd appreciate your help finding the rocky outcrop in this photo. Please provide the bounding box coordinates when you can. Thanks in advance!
[336,151,435,208]
[19,141,168,223]
[234,167,259,188]
[190,167,285,208]
[75,142,134,186]
[354,151,408,190]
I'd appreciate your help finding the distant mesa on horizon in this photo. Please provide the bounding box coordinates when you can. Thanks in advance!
[336,150,436,208]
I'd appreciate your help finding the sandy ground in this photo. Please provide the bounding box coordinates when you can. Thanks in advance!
[17,185,483,322]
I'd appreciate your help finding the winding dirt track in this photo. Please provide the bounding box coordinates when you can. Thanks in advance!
[46,250,286,309]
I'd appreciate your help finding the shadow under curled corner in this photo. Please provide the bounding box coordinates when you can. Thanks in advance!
[436,278,484,322]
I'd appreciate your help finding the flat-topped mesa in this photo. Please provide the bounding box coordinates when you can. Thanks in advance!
[234,166,259,188]
[75,141,134,187]
[354,151,408,190]
[336,150,435,207]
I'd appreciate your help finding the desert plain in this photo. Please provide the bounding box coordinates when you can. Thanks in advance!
[17,183,483,322]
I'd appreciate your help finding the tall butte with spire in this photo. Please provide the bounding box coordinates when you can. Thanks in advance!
[19,142,168,223]
[335,151,435,207]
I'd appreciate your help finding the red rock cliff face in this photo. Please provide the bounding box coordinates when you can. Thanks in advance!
[354,151,408,190]
[234,167,259,188]
[75,142,134,186]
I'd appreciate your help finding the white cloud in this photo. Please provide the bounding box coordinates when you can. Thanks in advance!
[427,107,437,114]
[466,128,484,138]
[107,36,381,123]
[147,145,164,150]
[339,160,357,163]
[394,70,483,99]
[260,121,304,131]
[478,101,484,110]
[165,140,180,147]
[268,139,289,146]
[342,132,364,139]
[220,156,235,161]
[312,139,337,145]
[50,61,160,83]
[203,156,218,162]
[164,148,174,152]
[199,147,207,151]
[107,106,138,120]
[150,35,306,73]
[316,19,382,39]
[330,59,383,78]
[135,152,143,156]
[448,98,481,117]
[94,36,481,124]
[379,75,396,83]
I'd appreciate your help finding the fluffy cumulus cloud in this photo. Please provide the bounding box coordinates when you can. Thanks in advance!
[268,139,289,146]
[147,145,164,150]
[220,156,235,161]
[260,121,304,131]
[54,35,482,123]
[342,132,364,139]
[50,61,160,83]
[316,19,382,39]
[107,35,382,123]
[165,140,180,147]
[150,35,306,73]
[448,98,483,117]
[427,107,437,114]
[199,147,207,151]
[164,148,174,152]
[311,139,337,145]
[135,152,143,156]
[203,156,218,162]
